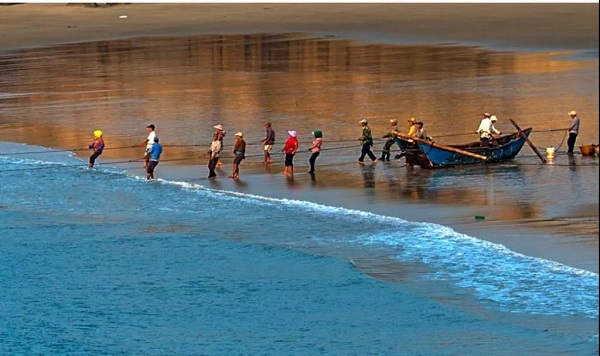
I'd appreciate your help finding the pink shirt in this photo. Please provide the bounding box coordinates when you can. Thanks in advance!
[310,138,322,153]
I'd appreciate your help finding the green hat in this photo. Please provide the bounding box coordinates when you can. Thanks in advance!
[313,130,322,138]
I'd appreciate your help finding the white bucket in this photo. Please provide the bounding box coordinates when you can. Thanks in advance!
[546,147,555,159]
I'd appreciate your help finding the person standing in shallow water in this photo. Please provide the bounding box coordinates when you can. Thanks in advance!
[357,118,377,165]
[146,136,162,180]
[214,124,226,167]
[282,130,299,176]
[380,119,399,161]
[229,132,245,179]
[566,110,580,154]
[88,130,105,169]
[261,122,276,165]
[207,133,221,179]
[140,124,156,169]
[308,130,323,174]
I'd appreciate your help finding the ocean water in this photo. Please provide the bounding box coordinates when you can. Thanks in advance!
[0,32,598,354]
[0,143,598,354]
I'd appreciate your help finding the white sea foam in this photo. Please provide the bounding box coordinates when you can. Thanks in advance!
[3,143,598,319]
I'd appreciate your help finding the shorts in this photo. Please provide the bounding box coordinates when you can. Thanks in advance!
[233,154,245,165]
[147,160,159,174]
[264,144,273,152]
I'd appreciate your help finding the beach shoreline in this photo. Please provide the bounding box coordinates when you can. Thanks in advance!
[1,3,598,274]
[1,3,598,53]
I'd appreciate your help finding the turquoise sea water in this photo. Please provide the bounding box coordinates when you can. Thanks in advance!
[0,31,598,354]
[1,143,598,354]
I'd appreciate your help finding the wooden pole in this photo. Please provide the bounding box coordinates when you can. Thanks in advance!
[397,133,488,161]
[508,118,547,163]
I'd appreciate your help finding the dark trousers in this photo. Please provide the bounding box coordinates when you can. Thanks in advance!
[358,142,377,162]
[380,139,395,160]
[89,151,102,165]
[567,133,578,153]
[208,156,219,177]
[309,151,320,173]
[480,137,490,147]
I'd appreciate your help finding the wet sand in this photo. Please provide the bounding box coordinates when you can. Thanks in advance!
[1,3,598,51]
[0,3,598,273]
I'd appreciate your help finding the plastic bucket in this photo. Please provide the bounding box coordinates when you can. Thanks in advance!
[546,147,555,159]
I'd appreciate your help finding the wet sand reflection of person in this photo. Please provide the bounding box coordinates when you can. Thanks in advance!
[360,165,376,189]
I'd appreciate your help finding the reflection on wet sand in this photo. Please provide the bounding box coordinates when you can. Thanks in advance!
[0,33,597,240]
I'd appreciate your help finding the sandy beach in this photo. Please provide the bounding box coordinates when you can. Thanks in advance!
[0,4,598,354]
[1,3,598,273]
[1,3,598,51]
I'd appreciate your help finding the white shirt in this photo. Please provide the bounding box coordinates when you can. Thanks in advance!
[477,118,500,138]
[146,131,156,150]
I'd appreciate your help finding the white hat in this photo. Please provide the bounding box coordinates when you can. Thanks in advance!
[490,115,497,122]
[568,110,577,116]
[235,132,243,137]
[359,119,368,124]
[390,119,398,124]
[214,124,224,130]
[483,112,491,117]
[288,130,297,137]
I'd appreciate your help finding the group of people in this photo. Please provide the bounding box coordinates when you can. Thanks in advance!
[476,110,580,154]
[205,122,323,179]
[86,109,581,178]
[358,116,431,165]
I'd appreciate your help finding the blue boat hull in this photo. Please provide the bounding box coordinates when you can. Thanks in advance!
[408,128,532,168]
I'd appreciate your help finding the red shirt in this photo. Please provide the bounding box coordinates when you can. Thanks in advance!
[284,137,298,154]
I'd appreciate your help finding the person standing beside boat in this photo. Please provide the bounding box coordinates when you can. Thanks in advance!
[477,113,501,147]
[88,130,105,169]
[394,117,419,160]
[415,121,432,141]
[566,110,580,155]
[380,119,399,161]
[406,117,419,138]
[357,119,378,165]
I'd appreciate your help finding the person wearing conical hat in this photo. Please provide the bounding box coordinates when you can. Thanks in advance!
[88,130,105,169]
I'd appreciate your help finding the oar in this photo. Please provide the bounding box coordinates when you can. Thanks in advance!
[509,118,547,163]
[397,133,487,160]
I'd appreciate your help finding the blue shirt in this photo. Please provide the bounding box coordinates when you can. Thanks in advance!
[148,142,163,161]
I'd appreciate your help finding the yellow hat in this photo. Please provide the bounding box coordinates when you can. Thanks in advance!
[408,117,416,123]
[235,132,243,137]
[93,130,103,138]
[568,110,577,116]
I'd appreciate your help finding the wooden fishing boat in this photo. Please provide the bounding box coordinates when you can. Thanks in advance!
[396,127,533,168]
